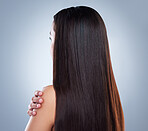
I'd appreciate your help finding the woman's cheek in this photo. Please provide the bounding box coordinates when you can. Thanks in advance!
[50,44,54,59]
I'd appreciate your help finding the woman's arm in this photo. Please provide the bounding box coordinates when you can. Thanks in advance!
[25,85,56,131]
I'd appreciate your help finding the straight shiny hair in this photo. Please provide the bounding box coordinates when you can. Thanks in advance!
[52,6,125,131]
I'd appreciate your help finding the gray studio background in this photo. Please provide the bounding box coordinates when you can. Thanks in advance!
[0,0,148,131]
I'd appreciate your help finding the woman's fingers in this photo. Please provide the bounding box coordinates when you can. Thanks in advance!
[29,101,42,109]
[27,109,37,116]
[32,96,44,103]
[27,104,38,116]
[27,90,44,117]
[34,90,43,97]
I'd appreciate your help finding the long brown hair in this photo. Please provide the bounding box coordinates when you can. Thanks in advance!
[52,6,125,131]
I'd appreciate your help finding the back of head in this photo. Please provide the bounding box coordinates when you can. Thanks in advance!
[52,6,125,131]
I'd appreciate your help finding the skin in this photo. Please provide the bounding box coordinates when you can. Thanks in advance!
[27,22,55,117]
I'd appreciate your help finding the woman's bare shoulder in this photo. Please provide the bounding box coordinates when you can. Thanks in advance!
[42,85,56,123]
[42,84,56,108]
[43,85,55,94]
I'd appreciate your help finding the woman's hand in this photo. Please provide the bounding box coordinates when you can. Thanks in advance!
[27,90,44,116]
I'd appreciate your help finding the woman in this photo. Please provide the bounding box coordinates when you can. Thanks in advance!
[25,6,125,131]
